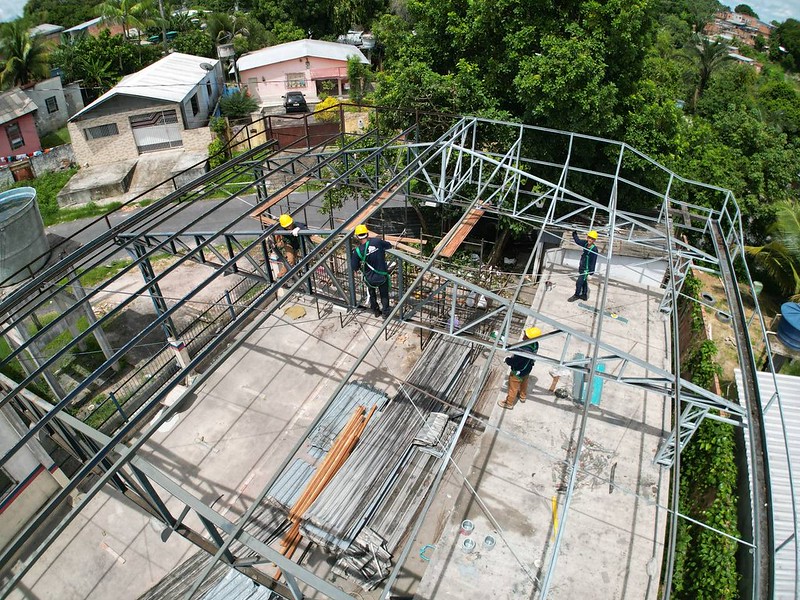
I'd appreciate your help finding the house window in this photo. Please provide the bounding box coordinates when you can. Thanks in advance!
[6,122,24,150]
[45,96,59,114]
[83,123,120,140]
[0,468,15,502]
[206,81,212,100]
[286,72,306,88]
[190,93,199,116]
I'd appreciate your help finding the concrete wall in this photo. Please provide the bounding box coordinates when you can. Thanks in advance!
[70,98,201,167]
[180,64,223,129]
[23,77,70,136]
[240,56,350,106]
[32,144,75,175]
[62,83,85,119]
[1,114,42,157]
[551,246,667,288]
[0,407,60,550]
[182,126,212,154]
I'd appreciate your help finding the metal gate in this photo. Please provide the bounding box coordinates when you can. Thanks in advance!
[130,109,183,153]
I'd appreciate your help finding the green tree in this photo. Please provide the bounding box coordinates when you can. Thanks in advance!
[347,55,370,103]
[172,29,215,57]
[219,90,258,118]
[0,20,50,88]
[684,34,733,110]
[771,19,800,72]
[734,4,758,18]
[24,0,104,29]
[97,0,146,39]
[746,200,800,298]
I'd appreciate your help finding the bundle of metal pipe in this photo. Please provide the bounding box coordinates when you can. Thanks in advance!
[300,336,478,578]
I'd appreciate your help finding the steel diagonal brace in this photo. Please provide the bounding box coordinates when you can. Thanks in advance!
[389,249,744,417]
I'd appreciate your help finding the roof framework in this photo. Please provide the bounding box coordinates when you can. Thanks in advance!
[0,113,796,599]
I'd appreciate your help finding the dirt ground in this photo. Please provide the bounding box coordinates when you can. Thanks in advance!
[691,270,776,393]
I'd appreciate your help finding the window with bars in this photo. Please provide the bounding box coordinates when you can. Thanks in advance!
[190,93,199,116]
[286,72,306,88]
[83,123,119,141]
[45,96,58,114]
[6,122,24,150]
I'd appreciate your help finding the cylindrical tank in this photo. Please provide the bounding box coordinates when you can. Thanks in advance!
[0,187,50,286]
[777,302,800,350]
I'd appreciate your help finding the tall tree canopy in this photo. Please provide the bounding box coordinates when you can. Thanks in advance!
[0,20,50,88]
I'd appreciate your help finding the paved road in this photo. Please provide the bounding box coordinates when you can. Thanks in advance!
[45,190,412,264]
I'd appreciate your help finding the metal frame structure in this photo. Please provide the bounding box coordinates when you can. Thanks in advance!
[0,111,796,599]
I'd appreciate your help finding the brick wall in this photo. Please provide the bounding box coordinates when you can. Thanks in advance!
[71,106,213,167]
[182,126,212,153]
[69,110,140,167]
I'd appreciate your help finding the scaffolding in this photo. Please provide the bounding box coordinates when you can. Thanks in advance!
[0,110,796,600]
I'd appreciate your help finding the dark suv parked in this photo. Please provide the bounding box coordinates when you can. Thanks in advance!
[283,91,308,113]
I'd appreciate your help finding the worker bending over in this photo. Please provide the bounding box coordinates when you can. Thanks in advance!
[499,327,541,409]
[275,214,306,278]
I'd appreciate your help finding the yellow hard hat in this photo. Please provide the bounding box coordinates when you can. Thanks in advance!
[354,224,369,237]
[525,327,541,339]
[279,214,293,228]
[587,230,598,239]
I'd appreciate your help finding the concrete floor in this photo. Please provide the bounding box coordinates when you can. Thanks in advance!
[414,260,671,599]
[9,250,672,600]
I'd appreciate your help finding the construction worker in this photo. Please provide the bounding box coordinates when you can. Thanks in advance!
[499,327,541,409]
[275,214,305,277]
[568,229,598,302]
[350,224,392,317]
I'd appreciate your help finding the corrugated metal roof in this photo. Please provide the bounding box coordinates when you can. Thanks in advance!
[238,40,368,73]
[735,369,800,599]
[200,567,276,600]
[29,23,64,36]
[0,89,37,125]
[63,17,103,33]
[69,53,218,121]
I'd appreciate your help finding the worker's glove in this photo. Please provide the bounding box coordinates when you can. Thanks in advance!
[291,227,300,236]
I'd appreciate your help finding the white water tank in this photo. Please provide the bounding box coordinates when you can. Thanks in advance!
[0,187,50,286]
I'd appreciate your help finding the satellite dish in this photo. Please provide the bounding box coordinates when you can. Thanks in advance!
[200,62,214,71]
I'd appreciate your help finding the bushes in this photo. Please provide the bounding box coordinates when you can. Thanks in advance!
[219,91,258,118]
[314,96,341,122]
[208,138,226,169]
[670,271,740,599]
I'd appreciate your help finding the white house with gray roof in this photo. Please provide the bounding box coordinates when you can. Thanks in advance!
[237,39,369,107]
[67,53,223,167]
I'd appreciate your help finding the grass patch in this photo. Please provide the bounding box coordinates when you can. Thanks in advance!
[52,202,124,225]
[1,168,123,226]
[40,127,71,148]
[0,337,55,401]
[78,258,134,288]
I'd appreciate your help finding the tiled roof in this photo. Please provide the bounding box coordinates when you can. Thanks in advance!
[0,89,38,125]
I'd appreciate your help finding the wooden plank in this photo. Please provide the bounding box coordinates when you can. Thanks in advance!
[250,177,310,220]
[436,207,485,258]
[344,187,397,231]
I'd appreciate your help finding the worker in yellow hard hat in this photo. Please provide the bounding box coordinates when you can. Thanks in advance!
[568,228,599,303]
[350,223,393,318]
[499,326,541,409]
[274,213,306,278]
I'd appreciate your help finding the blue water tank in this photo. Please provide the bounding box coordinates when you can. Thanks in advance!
[777,302,800,350]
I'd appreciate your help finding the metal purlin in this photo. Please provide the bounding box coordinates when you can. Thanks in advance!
[0,114,790,599]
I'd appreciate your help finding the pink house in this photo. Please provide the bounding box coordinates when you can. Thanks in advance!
[0,89,42,159]
[237,39,370,107]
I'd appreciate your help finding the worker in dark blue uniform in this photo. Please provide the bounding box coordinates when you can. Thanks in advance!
[568,229,599,302]
[350,224,392,317]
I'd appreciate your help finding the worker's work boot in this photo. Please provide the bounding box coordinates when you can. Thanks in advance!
[568,295,579,302]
